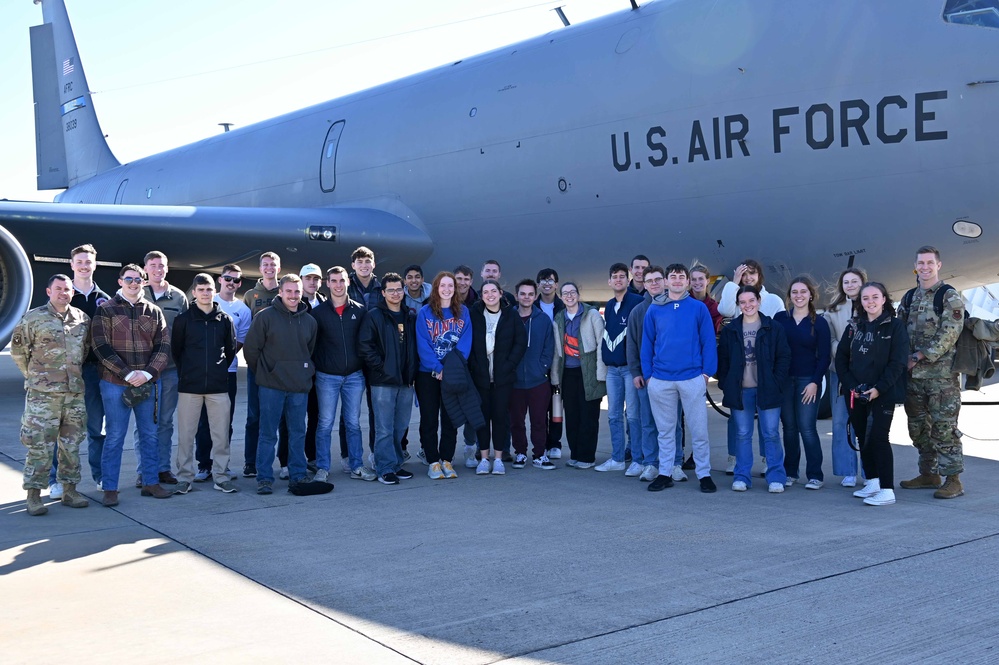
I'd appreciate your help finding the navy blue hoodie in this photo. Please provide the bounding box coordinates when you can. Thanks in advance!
[602,292,644,367]
[514,307,555,389]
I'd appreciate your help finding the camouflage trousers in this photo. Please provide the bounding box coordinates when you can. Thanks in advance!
[21,389,87,490]
[904,375,963,476]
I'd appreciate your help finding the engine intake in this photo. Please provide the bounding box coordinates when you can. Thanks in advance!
[0,225,34,350]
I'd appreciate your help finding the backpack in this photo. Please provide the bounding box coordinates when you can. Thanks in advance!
[898,283,955,320]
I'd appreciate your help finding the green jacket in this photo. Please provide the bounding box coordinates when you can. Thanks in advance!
[551,303,607,401]
[11,302,89,393]
[898,281,964,380]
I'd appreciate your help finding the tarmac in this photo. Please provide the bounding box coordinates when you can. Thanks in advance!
[1,349,998,665]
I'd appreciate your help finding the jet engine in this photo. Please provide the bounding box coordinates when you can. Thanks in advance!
[0,225,34,350]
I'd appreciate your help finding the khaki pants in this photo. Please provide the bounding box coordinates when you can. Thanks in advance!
[176,393,231,483]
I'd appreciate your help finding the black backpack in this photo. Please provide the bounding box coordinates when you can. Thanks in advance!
[898,283,955,321]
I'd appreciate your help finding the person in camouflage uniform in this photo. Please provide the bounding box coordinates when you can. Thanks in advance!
[897,246,966,499]
[11,274,91,515]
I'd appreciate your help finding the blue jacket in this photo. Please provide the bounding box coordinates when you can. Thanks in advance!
[640,293,717,381]
[515,306,555,389]
[416,304,472,374]
[716,314,791,410]
[773,311,831,384]
[602,292,644,367]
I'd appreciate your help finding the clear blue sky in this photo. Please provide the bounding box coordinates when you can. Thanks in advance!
[0,0,623,202]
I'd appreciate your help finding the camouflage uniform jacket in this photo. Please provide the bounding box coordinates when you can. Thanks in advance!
[10,302,90,393]
[898,280,964,380]
[91,292,170,385]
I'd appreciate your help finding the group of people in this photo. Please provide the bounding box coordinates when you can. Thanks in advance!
[14,243,966,514]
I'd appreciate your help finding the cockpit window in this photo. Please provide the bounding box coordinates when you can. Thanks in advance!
[944,0,999,28]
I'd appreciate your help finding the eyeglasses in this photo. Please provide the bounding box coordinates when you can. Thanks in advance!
[121,276,143,284]
[644,277,664,285]
[539,278,556,285]
[561,291,578,297]
[221,275,242,283]
[384,288,404,295]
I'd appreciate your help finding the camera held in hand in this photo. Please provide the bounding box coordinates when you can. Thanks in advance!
[852,384,873,403]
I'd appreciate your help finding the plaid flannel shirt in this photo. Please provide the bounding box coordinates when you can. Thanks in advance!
[91,292,170,385]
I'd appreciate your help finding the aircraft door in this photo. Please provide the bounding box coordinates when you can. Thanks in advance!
[114,179,128,204]
[320,120,345,193]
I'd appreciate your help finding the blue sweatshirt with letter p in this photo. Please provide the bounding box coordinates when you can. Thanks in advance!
[640,293,717,381]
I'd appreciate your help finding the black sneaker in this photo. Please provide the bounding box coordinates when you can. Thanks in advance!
[648,475,674,492]
[512,454,528,469]
[379,473,400,485]
[242,464,257,478]
[681,455,696,470]
[699,476,717,493]
[395,468,414,480]
[256,481,272,495]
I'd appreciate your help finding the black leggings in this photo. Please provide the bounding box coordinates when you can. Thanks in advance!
[849,398,895,488]
[415,371,458,463]
[475,382,512,452]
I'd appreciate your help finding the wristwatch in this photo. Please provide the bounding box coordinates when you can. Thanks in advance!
[910,353,920,363]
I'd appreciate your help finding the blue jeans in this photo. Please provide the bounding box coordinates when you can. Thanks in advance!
[316,370,365,472]
[606,366,640,462]
[782,376,823,481]
[134,367,178,474]
[828,371,858,476]
[257,386,307,483]
[371,385,414,476]
[244,368,260,468]
[635,386,659,467]
[731,388,785,487]
[727,409,765,458]
[100,379,160,491]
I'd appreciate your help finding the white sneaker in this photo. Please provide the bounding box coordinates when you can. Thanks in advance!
[785,477,796,487]
[624,461,643,477]
[639,465,659,482]
[48,482,64,499]
[464,445,478,469]
[804,479,824,490]
[340,457,352,474]
[595,459,625,472]
[574,461,595,469]
[841,476,857,488]
[853,478,881,498]
[768,482,785,493]
[547,448,562,459]
[279,466,289,480]
[417,450,429,466]
[863,488,896,506]
[671,465,688,482]
[491,459,506,475]
[732,480,748,492]
[725,455,736,475]
[313,468,329,483]
[476,459,491,475]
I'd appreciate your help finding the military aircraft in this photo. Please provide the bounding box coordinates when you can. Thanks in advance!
[1,0,998,348]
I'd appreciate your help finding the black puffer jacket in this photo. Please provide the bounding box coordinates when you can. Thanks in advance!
[441,351,485,431]
[835,311,909,404]
[468,301,527,389]
[172,303,236,394]
[358,303,417,387]
[310,298,367,376]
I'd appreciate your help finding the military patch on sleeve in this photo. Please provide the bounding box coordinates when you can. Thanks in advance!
[953,309,963,321]
[11,333,22,346]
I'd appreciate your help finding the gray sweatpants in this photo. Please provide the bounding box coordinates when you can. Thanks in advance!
[648,376,711,479]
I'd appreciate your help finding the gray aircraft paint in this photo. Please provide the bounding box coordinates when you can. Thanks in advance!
[1,0,998,349]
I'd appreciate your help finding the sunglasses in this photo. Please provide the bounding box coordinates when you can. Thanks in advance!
[121,276,143,284]
[221,275,242,283]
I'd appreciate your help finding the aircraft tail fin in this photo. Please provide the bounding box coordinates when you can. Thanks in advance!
[30,0,119,190]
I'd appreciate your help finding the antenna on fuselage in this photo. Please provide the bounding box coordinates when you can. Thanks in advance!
[219,123,234,133]
[630,0,639,9]
[552,7,570,27]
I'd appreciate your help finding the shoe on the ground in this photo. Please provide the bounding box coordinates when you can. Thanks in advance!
[648,475,674,492]
[768,482,785,494]
[732,480,748,492]
[256,481,273,495]
[759,458,767,478]
[279,466,289,480]
[307,460,318,474]
[547,447,562,459]
[194,469,212,482]
[533,455,556,470]
[417,450,429,466]
[428,462,445,480]
[214,480,238,493]
[864,488,896,506]
[639,465,659,482]
[313,469,329,483]
[853,478,881,498]
[934,474,964,499]
[441,461,458,479]
[476,458,491,475]
[725,455,735,475]
[492,459,506,475]
[805,479,824,490]
[134,475,143,488]
[340,457,352,474]
[402,450,412,462]
[513,454,528,469]
[841,475,857,488]
[625,461,643,477]
[464,445,478,468]
[141,484,173,499]
[682,454,696,471]
[395,468,414,480]
[379,472,400,485]
[699,476,717,493]
[60,483,89,508]
[48,482,64,500]
[102,490,119,507]
[173,481,193,495]
[351,466,377,481]
[672,465,688,482]
[785,477,796,487]
[595,459,625,472]
[242,464,257,478]
[574,460,595,469]
[899,473,942,490]
[26,488,48,516]
[159,471,179,485]
[565,459,579,468]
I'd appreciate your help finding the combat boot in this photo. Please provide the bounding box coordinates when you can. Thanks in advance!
[899,473,941,489]
[60,483,89,508]
[26,488,48,516]
[934,474,964,499]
